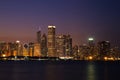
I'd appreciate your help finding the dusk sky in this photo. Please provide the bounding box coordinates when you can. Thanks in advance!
[0,0,120,46]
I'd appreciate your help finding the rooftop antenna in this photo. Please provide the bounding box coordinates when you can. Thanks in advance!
[38,26,41,31]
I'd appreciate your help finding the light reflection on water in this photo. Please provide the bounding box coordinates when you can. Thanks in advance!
[0,61,120,80]
[86,62,96,80]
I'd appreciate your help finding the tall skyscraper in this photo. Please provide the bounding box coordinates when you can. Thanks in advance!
[56,35,66,57]
[37,27,41,44]
[88,37,95,47]
[36,27,42,57]
[47,26,56,57]
[88,37,96,57]
[65,35,72,56]
[41,33,47,57]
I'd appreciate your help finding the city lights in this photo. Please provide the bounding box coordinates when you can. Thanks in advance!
[88,56,93,60]
[88,37,94,41]
[48,26,56,28]
[2,54,6,57]
[104,57,108,61]
[16,40,20,43]
[0,26,119,61]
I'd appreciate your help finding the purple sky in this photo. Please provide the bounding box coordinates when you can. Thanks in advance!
[0,0,120,46]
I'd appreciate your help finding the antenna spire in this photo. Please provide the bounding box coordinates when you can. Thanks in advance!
[38,26,41,31]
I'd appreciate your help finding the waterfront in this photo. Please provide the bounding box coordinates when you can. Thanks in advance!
[0,60,120,80]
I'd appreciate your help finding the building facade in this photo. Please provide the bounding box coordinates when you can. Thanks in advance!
[97,41,111,59]
[56,34,72,57]
[47,26,56,57]
[41,33,47,57]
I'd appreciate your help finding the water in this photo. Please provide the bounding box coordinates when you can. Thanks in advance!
[0,60,120,80]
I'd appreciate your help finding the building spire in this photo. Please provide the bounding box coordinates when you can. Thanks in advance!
[38,26,41,31]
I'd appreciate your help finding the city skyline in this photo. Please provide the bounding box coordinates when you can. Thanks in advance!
[0,0,120,46]
[0,25,119,61]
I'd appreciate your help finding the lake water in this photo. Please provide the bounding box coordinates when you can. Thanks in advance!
[0,60,120,80]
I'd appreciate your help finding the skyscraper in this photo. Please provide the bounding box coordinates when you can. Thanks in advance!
[97,41,111,59]
[37,27,41,44]
[36,27,42,57]
[56,34,72,57]
[64,35,72,57]
[28,42,34,57]
[47,26,56,57]
[41,33,47,57]
[88,37,96,57]
[56,35,66,57]
[88,37,95,47]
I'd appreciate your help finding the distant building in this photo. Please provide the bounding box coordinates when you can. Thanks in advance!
[41,33,47,57]
[97,41,111,59]
[88,37,96,58]
[88,37,95,47]
[23,44,29,56]
[37,27,41,44]
[72,45,79,59]
[78,44,90,60]
[28,42,34,57]
[47,26,56,57]
[56,34,72,57]
[56,35,66,57]
[15,40,22,56]
[64,35,72,56]
[36,27,42,57]
[0,42,9,57]
[8,42,15,56]
[34,43,41,57]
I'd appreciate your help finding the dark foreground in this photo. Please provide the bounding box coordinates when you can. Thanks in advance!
[0,60,120,80]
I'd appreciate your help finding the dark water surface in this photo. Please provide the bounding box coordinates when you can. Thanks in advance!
[0,60,120,80]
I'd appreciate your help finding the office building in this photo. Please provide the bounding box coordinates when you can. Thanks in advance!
[97,41,111,59]
[34,43,41,57]
[28,42,34,57]
[47,26,56,57]
[37,27,41,44]
[56,35,66,57]
[56,34,72,57]
[41,33,47,57]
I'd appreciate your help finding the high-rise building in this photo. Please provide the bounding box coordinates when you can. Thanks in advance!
[36,27,42,57]
[56,34,72,57]
[78,44,90,60]
[16,40,22,56]
[97,41,111,59]
[34,43,41,57]
[41,33,47,57]
[56,35,66,57]
[37,27,41,44]
[28,42,34,57]
[88,37,95,47]
[64,35,72,56]
[88,37,96,57]
[47,26,56,57]
[72,45,79,58]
